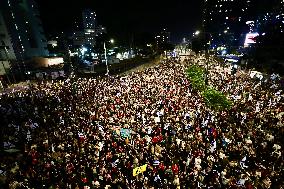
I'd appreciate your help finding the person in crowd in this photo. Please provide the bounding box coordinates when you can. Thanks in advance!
[0,55,283,188]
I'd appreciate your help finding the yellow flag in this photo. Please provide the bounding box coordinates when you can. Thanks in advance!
[133,164,147,176]
[141,164,147,172]
[125,138,129,145]
[133,167,139,176]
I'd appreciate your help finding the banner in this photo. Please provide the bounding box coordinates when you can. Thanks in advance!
[133,164,147,176]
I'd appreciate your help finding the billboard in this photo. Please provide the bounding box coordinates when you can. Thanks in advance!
[47,57,64,66]
[32,57,64,68]
[244,33,259,47]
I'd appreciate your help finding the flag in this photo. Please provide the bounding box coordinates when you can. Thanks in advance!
[133,164,147,176]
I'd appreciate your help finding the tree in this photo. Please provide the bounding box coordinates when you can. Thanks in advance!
[186,65,232,111]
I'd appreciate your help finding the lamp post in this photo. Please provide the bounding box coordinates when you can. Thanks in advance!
[194,30,211,85]
[104,39,114,76]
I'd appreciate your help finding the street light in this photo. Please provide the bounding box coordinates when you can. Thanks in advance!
[104,39,114,76]
[193,30,211,85]
[195,30,200,35]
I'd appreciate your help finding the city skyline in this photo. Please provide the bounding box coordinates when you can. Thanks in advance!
[35,0,203,43]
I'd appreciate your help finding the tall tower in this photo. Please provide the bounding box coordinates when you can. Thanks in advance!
[82,9,96,31]
[0,0,49,61]
[281,0,284,33]
[161,28,171,44]
[203,0,254,46]
[0,10,16,60]
[82,9,96,46]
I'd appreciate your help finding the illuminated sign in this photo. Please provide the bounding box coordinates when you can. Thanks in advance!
[244,33,259,47]
[47,57,64,66]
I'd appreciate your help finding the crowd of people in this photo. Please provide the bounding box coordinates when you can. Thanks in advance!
[0,56,283,188]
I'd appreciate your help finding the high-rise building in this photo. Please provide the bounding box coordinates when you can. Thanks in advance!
[155,28,171,47]
[95,25,107,36]
[72,31,85,47]
[82,9,96,31]
[161,28,171,43]
[0,10,16,60]
[203,0,254,46]
[254,0,284,33]
[203,0,284,47]
[0,0,49,61]
[72,31,97,47]
[72,10,106,47]
[281,0,284,33]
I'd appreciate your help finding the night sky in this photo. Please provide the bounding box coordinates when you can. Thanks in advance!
[36,0,202,43]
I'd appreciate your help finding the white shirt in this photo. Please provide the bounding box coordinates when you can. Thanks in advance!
[176,138,181,145]
[27,130,31,141]
[98,142,104,151]
[240,156,248,169]
[210,140,217,153]
[184,113,190,119]
[147,127,152,134]
[155,117,160,123]
[154,174,161,182]
[237,178,247,186]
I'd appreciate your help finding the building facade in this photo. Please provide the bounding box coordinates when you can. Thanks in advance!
[72,31,97,47]
[0,10,16,60]
[82,9,96,31]
[155,28,171,48]
[203,0,284,47]
[254,0,284,34]
[0,0,49,61]
[203,0,255,47]
[95,25,107,36]
[72,10,107,47]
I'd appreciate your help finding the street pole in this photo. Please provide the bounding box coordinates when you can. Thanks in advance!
[205,48,209,85]
[104,42,109,76]
[204,34,210,86]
